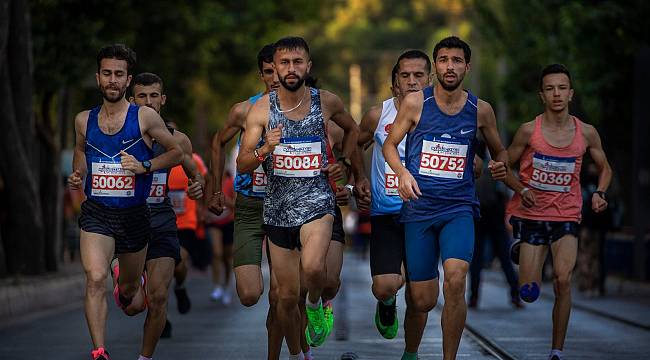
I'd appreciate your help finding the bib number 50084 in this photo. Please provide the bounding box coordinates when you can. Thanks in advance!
[274,155,319,170]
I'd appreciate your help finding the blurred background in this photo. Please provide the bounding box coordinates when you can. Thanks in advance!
[0,0,648,288]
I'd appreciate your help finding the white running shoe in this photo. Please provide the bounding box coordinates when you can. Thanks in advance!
[210,286,223,302]
[221,289,232,305]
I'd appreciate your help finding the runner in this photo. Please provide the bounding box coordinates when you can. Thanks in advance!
[352,50,433,360]
[505,63,612,360]
[67,44,182,360]
[207,44,286,359]
[383,36,509,360]
[128,72,204,357]
[237,36,361,359]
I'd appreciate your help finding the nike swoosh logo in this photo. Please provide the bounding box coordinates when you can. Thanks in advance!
[122,139,134,144]
[460,129,473,135]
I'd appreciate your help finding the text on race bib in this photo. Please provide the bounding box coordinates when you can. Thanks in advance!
[384,159,404,196]
[418,139,467,179]
[529,153,575,192]
[147,172,168,204]
[169,190,186,214]
[252,164,267,193]
[273,137,321,178]
[91,162,135,197]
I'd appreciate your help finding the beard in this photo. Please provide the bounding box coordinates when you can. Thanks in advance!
[279,74,305,92]
[100,84,127,103]
[437,72,464,91]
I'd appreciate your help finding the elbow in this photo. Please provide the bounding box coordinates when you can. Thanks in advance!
[173,145,184,165]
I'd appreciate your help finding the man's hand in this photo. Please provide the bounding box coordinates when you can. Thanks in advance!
[208,192,225,215]
[488,160,507,181]
[187,178,203,200]
[120,150,145,174]
[262,124,283,154]
[520,188,536,208]
[354,177,371,209]
[68,170,83,189]
[592,192,608,213]
[323,162,344,182]
[335,185,349,206]
[397,170,421,201]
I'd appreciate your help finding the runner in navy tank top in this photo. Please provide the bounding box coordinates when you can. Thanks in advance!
[237,37,362,357]
[383,37,509,360]
[67,45,182,360]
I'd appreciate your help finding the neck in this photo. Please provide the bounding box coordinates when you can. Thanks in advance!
[434,83,463,104]
[394,96,402,110]
[279,84,307,103]
[543,108,571,127]
[102,98,129,114]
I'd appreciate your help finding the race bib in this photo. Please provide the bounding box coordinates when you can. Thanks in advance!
[169,190,186,214]
[418,138,468,179]
[384,159,404,196]
[147,172,167,204]
[252,164,267,193]
[91,162,135,197]
[273,136,321,178]
[529,153,575,192]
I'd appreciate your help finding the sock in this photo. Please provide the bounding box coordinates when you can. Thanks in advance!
[304,348,313,359]
[138,356,152,360]
[549,349,563,359]
[382,295,396,306]
[288,352,304,360]
[306,296,321,309]
[401,351,418,360]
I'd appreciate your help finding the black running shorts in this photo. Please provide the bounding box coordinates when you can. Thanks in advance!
[510,216,579,246]
[370,214,406,277]
[331,205,345,244]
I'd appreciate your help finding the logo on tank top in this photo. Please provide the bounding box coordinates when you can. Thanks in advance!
[384,123,393,134]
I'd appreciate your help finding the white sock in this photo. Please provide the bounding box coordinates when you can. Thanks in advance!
[306,296,321,310]
[549,349,563,359]
[138,356,152,360]
[304,348,313,358]
[288,352,304,360]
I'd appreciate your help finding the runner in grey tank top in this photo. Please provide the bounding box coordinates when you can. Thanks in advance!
[263,88,334,227]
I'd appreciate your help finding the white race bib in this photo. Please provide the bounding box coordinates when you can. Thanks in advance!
[252,164,267,193]
[384,159,404,196]
[418,139,467,179]
[529,153,575,192]
[147,172,167,204]
[91,162,135,197]
[273,137,321,178]
[169,190,186,214]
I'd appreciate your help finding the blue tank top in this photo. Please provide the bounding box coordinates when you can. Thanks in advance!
[234,92,266,198]
[371,98,405,216]
[400,87,480,222]
[147,126,178,232]
[84,104,154,208]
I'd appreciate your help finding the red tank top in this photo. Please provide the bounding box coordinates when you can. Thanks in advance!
[506,115,586,222]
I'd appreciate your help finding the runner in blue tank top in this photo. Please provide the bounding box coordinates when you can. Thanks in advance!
[238,37,362,358]
[67,45,182,360]
[383,37,509,360]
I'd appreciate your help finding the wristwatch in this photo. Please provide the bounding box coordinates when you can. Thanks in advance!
[594,190,607,201]
[338,156,352,168]
[142,160,152,174]
[519,187,530,196]
[345,184,356,196]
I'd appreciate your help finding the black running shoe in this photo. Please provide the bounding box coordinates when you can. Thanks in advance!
[161,319,172,338]
[175,287,191,314]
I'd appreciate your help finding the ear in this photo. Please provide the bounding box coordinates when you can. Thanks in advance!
[161,94,167,106]
[538,91,545,104]
[95,72,100,87]
[128,96,135,103]
[126,74,132,88]
[568,88,574,102]
[306,60,312,73]
[465,62,471,73]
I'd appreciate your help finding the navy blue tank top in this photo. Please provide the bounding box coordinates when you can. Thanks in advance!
[84,104,154,208]
[147,126,177,232]
[234,93,266,198]
[400,86,480,222]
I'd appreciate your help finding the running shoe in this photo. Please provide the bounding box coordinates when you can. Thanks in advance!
[210,286,223,302]
[161,319,172,338]
[305,303,327,347]
[221,289,232,306]
[174,286,191,314]
[510,240,522,265]
[91,347,110,360]
[374,297,398,339]
[323,300,334,334]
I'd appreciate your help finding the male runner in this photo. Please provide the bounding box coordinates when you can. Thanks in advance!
[353,50,432,360]
[383,36,508,360]
[238,36,361,359]
[128,72,203,359]
[505,64,612,360]
[67,44,182,360]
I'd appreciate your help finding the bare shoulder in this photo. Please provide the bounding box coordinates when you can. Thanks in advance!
[579,120,600,145]
[319,89,344,109]
[173,130,193,153]
[476,98,495,118]
[365,103,383,121]
[515,120,536,140]
[138,105,162,127]
[230,100,251,125]
[74,110,91,134]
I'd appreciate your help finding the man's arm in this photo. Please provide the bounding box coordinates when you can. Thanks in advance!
[211,102,247,192]
[351,105,382,209]
[175,131,204,200]
[383,91,423,201]
[503,121,536,207]
[321,91,361,180]
[477,99,508,180]
[584,123,612,212]
[68,111,89,189]
[237,95,276,174]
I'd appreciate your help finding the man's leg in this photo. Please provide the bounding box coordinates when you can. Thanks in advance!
[403,282,428,354]
[234,265,264,306]
[141,257,175,358]
[80,230,115,349]
[233,194,265,306]
[268,241,302,355]
[267,267,283,360]
[440,259,469,360]
[322,240,343,302]
[518,243,549,303]
[550,235,578,351]
[300,215,334,304]
[209,226,224,299]
[116,246,149,315]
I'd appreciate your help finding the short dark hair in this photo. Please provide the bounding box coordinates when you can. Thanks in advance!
[257,44,275,72]
[396,49,432,74]
[539,63,572,90]
[96,44,136,74]
[432,36,471,63]
[391,63,399,85]
[133,72,164,92]
[273,36,310,57]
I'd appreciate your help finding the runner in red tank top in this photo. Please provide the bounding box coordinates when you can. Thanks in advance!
[504,64,612,360]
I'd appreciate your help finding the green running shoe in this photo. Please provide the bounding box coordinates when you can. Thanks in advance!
[323,301,334,336]
[305,303,327,347]
[374,297,398,339]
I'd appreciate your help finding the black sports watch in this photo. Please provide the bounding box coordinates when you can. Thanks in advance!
[142,160,152,174]
[594,190,607,201]
[337,156,352,168]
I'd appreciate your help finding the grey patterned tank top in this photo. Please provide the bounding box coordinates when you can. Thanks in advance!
[263,87,335,227]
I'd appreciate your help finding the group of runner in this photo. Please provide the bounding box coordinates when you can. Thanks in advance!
[70,34,612,360]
